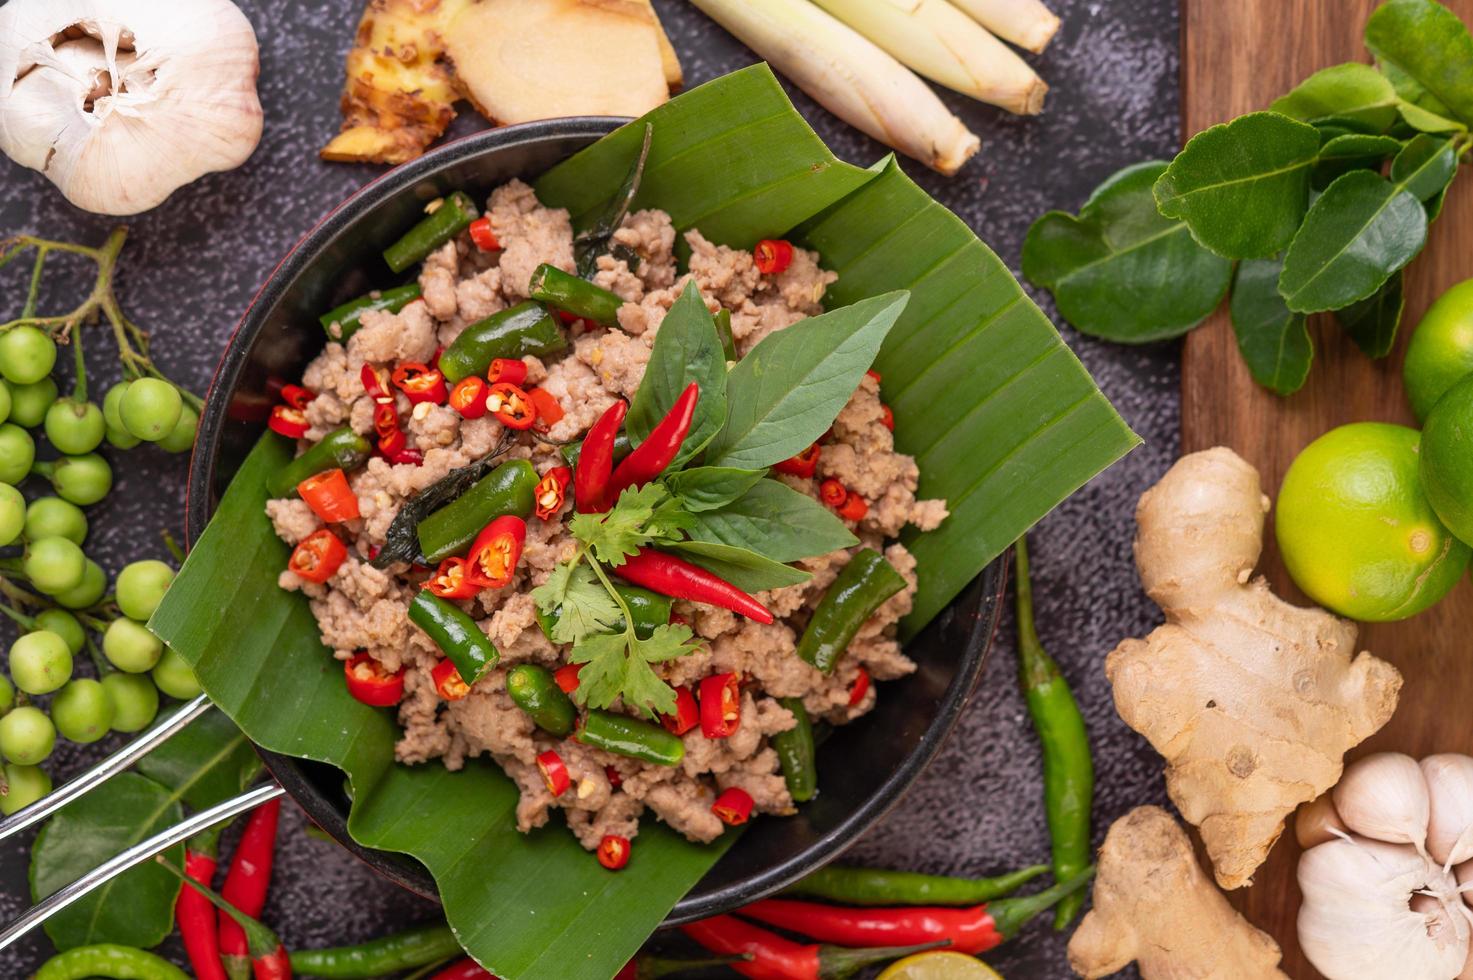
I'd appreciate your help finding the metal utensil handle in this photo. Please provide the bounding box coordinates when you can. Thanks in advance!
[0,694,214,843]
[0,781,286,951]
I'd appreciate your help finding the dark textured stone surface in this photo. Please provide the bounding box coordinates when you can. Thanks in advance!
[0,0,1178,976]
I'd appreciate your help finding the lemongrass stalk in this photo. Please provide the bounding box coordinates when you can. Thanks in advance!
[951,0,1059,54]
[809,0,1046,115]
[687,0,980,175]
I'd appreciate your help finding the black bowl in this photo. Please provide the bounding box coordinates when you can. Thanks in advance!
[186,118,1005,924]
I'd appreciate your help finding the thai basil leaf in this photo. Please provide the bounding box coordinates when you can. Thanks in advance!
[662,466,766,512]
[626,281,728,469]
[575,124,652,277]
[1336,270,1406,359]
[1229,258,1313,396]
[1269,63,1400,131]
[663,539,811,593]
[686,478,857,563]
[1153,111,1321,259]
[1365,0,1473,129]
[372,443,509,568]
[704,292,906,469]
[1021,161,1232,342]
[1313,133,1404,189]
[1390,134,1459,204]
[135,709,262,814]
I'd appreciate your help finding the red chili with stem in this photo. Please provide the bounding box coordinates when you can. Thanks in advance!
[343,653,405,707]
[597,834,631,870]
[614,548,773,624]
[179,840,228,980]
[267,406,308,439]
[681,914,941,980]
[574,400,627,513]
[288,531,347,584]
[392,363,448,405]
[773,444,821,478]
[712,787,754,826]
[486,358,527,386]
[753,239,794,276]
[700,673,742,738]
[660,686,699,736]
[468,515,525,588]
[218,799,281,980]
[605,383,699,499]
[159,857,292,980]
[432,659,470,700]
[533,466,572,521]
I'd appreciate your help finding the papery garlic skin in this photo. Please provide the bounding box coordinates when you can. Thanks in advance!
[0,0,262,215]
[1425,755,1473,868]
[1298,835,1468,980]
[1333,752,1432,856]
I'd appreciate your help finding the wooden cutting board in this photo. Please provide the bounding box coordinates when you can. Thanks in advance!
[1181,1,1473,975]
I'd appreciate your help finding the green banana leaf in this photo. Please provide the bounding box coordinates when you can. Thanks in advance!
[153,63,1137,980]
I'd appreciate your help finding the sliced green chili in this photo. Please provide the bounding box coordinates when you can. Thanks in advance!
[35,944,188,980]
[714,308,738,362]
[383,191,478,273]
[528,263,624,324]
[506,664,576,736]
[773,696,816,802]
[417,459,537,563]
[559,430,633,469]
[267,427,373,498]
[576,709,684,766]
[408,590,499,686]
[318,283,423,343]
[438,301,567,384]
[287,922,460,978]
[536,582,671,642]
[783,863,1051,906]
[795,549,906,674]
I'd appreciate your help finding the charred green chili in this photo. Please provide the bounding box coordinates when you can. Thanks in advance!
[795,549,906,674]
[408,591,499,686]
[576,709,684,766]
[528,263,624,324]
[506,664,576,736]
[782,863,1051,906]
[417,459,537,562]
[536,582,671,641]
[288,922,461,978]
[267,426,373,498]
[1014,535,1093,930]
[383,191,479,273]
[318,283,423,342]
[559,430,633,469]
[772,696,816,802]
[438,301,567,384]
[34,945,188,980]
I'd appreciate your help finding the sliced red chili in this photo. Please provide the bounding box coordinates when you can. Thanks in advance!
[487,382,536,430]
[712,787,754,826]
[392,362,448,405]
[819,479,848,509]
[298,468,360,523]
[699,673,741,739]
[267,405,309,439]
[432,659,470,700]
[377,426,407,458]
[426,557,490,600]
[344,653,405,707]
[597,834,630,870]
[753,239,794,275]
[866,369,882,384]
[538,749,570,796]
[555,663,583,695]
[605,765,622,788]
[486,358,527,386]
[449,377,490,419]
[880,404,895,431]
[528,387,565,428]
[660,686,700,736]
[373,401,400,440]
[289,530,347,584]
[555,309,582,326]
[468,215,500,252]
[534,466,573,521]
[281,384,316,411]
[468,515,526,588]
[361,364,393,404]
[848,666,871,707]
[773,443,821,479]
[837,494,868,522]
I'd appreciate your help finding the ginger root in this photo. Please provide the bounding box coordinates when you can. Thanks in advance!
[1107,448,1401,889]
[1068,806,1287,979]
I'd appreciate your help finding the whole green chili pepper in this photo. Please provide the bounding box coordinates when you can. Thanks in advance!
[528,263,624,324]
[782,863,1051,906]
[559,430,634,469]
[536,582,671,642]
[714,308,738,362]
[417,459,537,563]
[383,191,479,273]
[772,696,816,802]
[506,664,576,736]
[287,922,461,978]
[576,709,684,766]
[438,301,567,384]
[409,591,499,686]
[795,549,906,674]
[318,283,423,343]
[267,426,373,498]
[35,944,189,980]
[1014,535,1094,930]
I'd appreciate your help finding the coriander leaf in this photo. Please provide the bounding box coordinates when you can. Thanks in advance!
[1229,258,1313,396]
[1336,270,1406,359]
[1269,63,1400,131]
[570,624,697,717]
[1022,161,1232,342]
[687,478,857,562]
[533,562,622,644]
[570,484,668,565]
[663,466,767,512]
[531,560,577,615]
[1365,0,1473,129]
[1153,111,1321,259]
[665,539,812,593]
[646,493,697,542]
[569,631,627,709]
[627,281,728,469]
[704,292,907,469]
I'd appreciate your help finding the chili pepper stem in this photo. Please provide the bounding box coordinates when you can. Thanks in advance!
[987,865,1096,940]
[817,940,949,978]
[156,856,283,959]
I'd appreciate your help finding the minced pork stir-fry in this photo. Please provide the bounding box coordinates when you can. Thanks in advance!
[262,178,947,868]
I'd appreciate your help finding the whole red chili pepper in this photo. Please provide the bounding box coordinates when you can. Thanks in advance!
[392,362,448,405]
[429,958,494,980]
[682,914,940,980]
[738,871,1093,957]
[699,673,741,738]
[486,358,527,386]
[605,383,699,499]
[614,548,773,624]
[613,954,755,980]
[468,515,526,588]
[533,466,572,521]
[179,841,228,980]
[773,444,821,478]
[574,399,628,513]
[219,799,282,980]
[159,856,292,980]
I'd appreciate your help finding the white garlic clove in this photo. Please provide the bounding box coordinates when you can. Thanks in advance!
[1334,752,1432,855]
[1457,861,1473,913]
[1296,792,1349,850]
[1424,755,1473,868]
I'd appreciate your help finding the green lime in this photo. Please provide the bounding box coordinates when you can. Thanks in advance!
[120,379,182,442]
[1421,374,1473,546]
[878,952,1005,980]
[6,377,57,428]
[1405,278,1473,422]
[1277,423,1469,621]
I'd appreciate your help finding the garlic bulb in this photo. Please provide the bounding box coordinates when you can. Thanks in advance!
[0,0,262,215]
[1425,755,1473,868]
[1334,752,1431,856]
